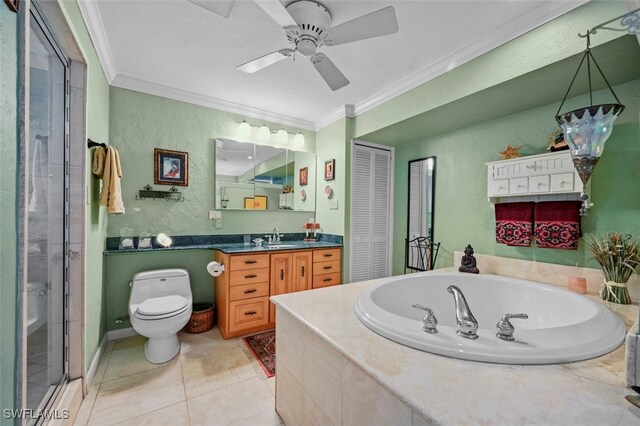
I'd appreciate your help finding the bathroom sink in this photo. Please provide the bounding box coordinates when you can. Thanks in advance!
[355,272,626,364]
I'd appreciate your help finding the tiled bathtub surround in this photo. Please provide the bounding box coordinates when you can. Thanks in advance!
[105,233,343,253]
[453,251,640,303]
[272,269,640,425]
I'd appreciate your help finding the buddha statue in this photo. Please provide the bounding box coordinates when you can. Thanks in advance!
[459,244,480,274]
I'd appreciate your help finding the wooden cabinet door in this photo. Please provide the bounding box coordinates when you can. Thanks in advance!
[292,251,313,293]
[270,253,292,323]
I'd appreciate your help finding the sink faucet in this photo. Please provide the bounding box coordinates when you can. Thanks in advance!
[271,228,280,244]
[447,285,478,339]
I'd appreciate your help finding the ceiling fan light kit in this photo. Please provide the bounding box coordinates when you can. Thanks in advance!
[239,0,399,91]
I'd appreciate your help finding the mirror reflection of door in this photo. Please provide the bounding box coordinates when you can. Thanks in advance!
[406,157,436,271]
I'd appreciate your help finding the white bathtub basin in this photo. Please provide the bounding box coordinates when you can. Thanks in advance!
[354,272,625,364]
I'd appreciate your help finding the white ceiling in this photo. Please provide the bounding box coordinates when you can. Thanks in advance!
[81,0,585,130]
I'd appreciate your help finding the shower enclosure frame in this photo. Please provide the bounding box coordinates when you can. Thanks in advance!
[16,0,88,419]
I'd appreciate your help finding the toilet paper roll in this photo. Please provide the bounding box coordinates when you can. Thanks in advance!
[207,261,225,277]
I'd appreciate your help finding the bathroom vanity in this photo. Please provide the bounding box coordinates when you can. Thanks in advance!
[214,245,342,339]
[271,257,640,425]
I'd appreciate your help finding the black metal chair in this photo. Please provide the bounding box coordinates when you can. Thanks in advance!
[404,237,440,273]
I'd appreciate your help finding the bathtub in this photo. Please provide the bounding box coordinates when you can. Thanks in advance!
[354,271,625,364]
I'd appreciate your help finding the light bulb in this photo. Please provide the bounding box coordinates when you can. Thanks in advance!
[293,132,305,147]
[258,124,271,141]
[238,120,251,138]
[277,129,288,145]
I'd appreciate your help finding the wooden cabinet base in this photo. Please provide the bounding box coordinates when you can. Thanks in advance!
[215,247,342,339]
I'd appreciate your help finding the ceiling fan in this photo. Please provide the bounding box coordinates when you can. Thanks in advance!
[239,0,399,91]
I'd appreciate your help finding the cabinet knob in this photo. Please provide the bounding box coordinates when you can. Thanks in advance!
[244,274,257,279]
[244,289,257,294]
[244,311,257,316]
[323,266,332,270]
[244,260,257,264]
[323,278,332,282]
[280,269,284,280]
[323,253,333,258]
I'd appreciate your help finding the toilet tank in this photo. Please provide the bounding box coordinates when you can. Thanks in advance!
[129,269,192,305]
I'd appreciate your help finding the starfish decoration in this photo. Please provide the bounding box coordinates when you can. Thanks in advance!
[498,144,523,160]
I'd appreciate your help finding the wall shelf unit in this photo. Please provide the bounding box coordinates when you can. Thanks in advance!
[486,151,589,204]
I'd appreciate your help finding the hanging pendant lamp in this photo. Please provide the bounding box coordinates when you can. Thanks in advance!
[555,31,625,216]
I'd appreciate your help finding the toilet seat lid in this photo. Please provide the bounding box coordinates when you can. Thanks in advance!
[137,295,188,316]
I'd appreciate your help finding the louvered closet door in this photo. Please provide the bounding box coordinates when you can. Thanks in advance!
[352,144,392,282]
[408,161,424,239]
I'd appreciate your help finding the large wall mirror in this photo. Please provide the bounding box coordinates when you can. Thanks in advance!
[215,138,316,212]
[405,156,436,271]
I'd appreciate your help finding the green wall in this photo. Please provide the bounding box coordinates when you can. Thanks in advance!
[0,5,19,421]
[391,79,640,275]
[107,86,316,237]
[58,0,111,372]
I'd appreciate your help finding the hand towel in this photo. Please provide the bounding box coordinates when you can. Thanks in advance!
[495,202,534,247]
[29,137,48,213]
[534,201,581,249]
[93,146,125,214]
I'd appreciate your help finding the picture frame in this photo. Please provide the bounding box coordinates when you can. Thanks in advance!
[299,167,308,186]
[4,0,19,13]
[244,196,268,210]
[324,159,335,181]
[244,197,254,210]
[254,195,268,210]
[154,148,188,186]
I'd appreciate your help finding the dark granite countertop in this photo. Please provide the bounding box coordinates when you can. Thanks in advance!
[104,233,342,255]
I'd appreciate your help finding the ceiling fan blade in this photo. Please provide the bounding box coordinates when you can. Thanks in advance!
[310,53,349,91]
[325,6,398,46]
[237,49,293,73]
[254,0,297,27]
[187,0,237,19]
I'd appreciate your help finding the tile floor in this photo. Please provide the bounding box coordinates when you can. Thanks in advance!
[73,328,282,426]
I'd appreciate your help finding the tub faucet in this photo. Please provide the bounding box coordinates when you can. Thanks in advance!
[447,285,478,339]
[496,313,528,341]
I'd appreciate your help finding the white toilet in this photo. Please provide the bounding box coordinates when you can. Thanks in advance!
[129,269,193,364]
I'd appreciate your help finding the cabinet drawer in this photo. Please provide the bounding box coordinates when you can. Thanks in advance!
[229,297,269,333]
[229,267,270,286]
[229,254,270,271]
[551,173,574,192]
[488,179,509,196]
[529,175,550,193]
[509,177,528,195]
[229,282,270,301]
[313,248,341,263]
[313,260,341,275]
[312,273,341,289]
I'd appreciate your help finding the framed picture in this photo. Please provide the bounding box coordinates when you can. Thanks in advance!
[154,148,188,186]
[299,167,308,186]
[244,196,268,210]
[244,197,254,210]
[4,0,19,13]
[254,195,268,210]
[324,159,335,181]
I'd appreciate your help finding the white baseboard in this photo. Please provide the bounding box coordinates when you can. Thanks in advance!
[85,334,107,392]
[106,327,138,341]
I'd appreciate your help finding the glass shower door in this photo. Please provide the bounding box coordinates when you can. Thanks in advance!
[26,11,68,414]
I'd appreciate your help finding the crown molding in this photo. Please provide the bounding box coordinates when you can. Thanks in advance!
[77,0,117,82]
[111,73,316,130]
[350,0,588,118]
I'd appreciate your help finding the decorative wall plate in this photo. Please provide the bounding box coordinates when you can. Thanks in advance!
[299,189,307,201]
[324,185,333,198]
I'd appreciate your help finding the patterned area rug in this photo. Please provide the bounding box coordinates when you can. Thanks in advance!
[243,330,276,378]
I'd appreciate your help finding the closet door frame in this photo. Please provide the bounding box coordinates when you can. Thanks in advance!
[349,139,395,283]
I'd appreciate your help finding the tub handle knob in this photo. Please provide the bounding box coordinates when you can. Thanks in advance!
[412,304,438,334]
[496,313,528,341]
